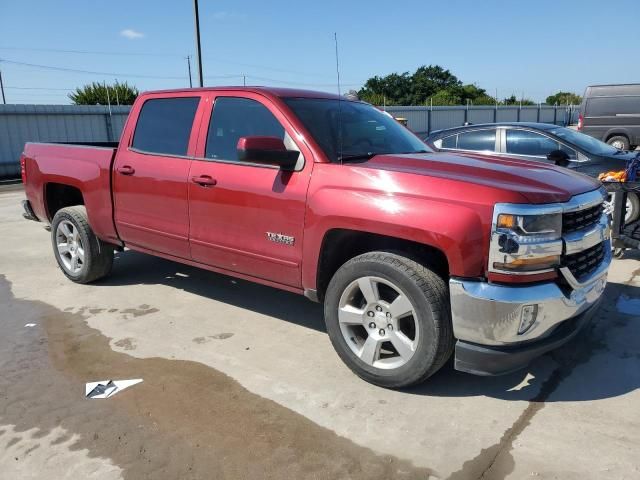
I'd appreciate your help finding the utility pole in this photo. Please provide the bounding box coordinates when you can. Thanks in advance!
[0,68,6,104]
[193,0,204,87]
[186,56,193,88]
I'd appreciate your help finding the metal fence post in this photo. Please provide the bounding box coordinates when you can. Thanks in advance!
[427,108,431,135]
[494,106,498,123]
[104,109,114,142]
[553,107,557,125]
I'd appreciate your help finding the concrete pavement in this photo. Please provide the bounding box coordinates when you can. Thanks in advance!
[0,187,638,479]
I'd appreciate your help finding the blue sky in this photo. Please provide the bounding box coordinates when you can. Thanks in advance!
[1,0,638,104]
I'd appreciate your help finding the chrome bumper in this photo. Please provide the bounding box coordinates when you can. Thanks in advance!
[449,240,611,347]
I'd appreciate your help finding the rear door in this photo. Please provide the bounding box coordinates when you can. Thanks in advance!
[113,94,204,259]
[187,92,313,288]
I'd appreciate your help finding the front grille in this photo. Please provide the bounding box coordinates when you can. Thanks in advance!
[563,241,605,280]
[562,204,603,234]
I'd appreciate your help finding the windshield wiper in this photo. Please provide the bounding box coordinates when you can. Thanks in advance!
[338,152,380,162]
[338,149,430,162]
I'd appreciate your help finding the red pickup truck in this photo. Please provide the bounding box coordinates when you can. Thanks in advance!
[20,87,611,387]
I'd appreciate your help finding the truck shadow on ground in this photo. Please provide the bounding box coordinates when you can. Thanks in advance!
[100,250,640,404]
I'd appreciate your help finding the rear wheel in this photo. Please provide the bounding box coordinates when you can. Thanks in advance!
[324,252,453,388]
[607,135,630,150]
[51,206,114,283]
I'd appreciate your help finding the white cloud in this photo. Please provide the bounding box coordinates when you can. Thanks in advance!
[120,29,145,40]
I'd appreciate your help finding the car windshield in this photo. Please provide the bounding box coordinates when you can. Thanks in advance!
[283,98,431,162]
[549,127,619,156]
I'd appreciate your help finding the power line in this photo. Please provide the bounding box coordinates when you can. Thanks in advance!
[0,46,340,79]
[0,58,190,80]
[0,46,183,57]
[5,86,75,90]
[0,58,242,80]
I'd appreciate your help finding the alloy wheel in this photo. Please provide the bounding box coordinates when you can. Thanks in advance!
[55,220,85,274]
[337,276,420,369]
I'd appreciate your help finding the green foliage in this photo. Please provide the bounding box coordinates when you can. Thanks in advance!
[69,81,139,105]
[501,94,535,106]
[358,65,497,106]
[545,91,582,105]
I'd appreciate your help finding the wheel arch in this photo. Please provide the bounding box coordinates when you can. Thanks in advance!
[45,182,85,221]
[313,228,450,302]
[604,130,631,144]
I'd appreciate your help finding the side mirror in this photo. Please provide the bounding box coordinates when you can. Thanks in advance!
[547,149,570,168]
[236,136,299,171]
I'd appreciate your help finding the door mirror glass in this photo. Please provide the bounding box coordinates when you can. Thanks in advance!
[237,136,299,170]
[547,149,570,167]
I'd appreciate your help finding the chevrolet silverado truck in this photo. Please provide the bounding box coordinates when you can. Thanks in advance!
[20,87,611,388]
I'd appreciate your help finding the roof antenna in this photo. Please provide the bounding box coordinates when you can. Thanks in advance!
[334,32,343,164]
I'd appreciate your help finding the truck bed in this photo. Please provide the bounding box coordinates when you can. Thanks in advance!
[22,142,120,245]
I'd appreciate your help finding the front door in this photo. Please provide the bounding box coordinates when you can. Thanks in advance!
[188,93,312,287]
[113,94,203,259]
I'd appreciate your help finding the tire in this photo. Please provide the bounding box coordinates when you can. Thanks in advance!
[51,206,114,284]
[607,135,630,150]
[626,193,640,223]
[324,252,454,388]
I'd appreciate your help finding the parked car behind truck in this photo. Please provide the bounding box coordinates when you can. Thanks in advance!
[424,122,640,222]
[21,87,611,387]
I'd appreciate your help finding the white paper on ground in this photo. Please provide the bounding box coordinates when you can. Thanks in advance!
[85,379,143,399]
[24,323,36,327]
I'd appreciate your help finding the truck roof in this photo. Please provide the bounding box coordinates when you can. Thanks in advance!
[140,86,342,100]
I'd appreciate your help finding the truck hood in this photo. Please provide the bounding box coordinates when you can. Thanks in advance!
[363,152,601,203]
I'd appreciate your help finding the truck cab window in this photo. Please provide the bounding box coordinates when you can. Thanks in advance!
[206,97,286,161]
[131,97,200,156]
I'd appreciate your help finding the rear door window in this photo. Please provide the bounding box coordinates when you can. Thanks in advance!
[456,129,496,151]
[132,97,200,156]
[505,130,559,156]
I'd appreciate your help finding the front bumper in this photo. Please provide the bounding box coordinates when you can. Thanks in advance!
[449,241,610,375]
[454,299,600,375]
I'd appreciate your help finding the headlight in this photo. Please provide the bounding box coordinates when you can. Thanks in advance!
[496,213,561,242]
[489,207,563,279]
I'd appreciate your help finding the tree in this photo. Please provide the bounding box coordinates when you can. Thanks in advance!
[501,94,535,106]
[69,81,139,105]
[358,72,413,105]
[358,65,497,106]
[545,91,582,105]
[410,65,460,104]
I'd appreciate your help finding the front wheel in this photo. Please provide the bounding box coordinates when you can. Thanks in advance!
[51,206,114,283]
[324,252,453,388]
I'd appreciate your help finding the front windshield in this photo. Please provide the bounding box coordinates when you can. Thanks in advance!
[549,127,619,156]
[283,98,431,162]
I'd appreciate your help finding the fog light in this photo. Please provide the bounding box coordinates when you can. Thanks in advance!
[518,305,538,335]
